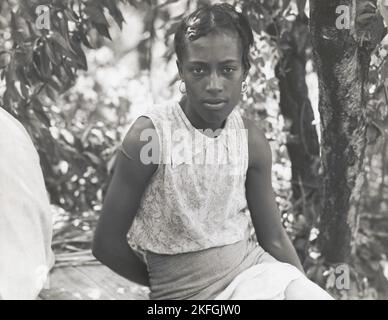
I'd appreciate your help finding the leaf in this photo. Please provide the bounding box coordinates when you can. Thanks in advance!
[62,61,75,80]
[48,76,62,92]
[358,0,376,14]
[10,11,26,43]
[70,38,88,70]
[51,63,63,82]
[32,97,51,127]
[155,0,180,9]
[45,85,57,102]
[325,270,336,289]
[58,14,71,44]
[20,82,29,99]
[102,0,125,29]
[25,20,38,40]
[107,152,117,173]
[92,22,112,40]
[15,65,30,86]
[45,40,60,65]
[77,29,93,49]
[6,57,18,84]
[7,82,22,102]
[29,61,43,82]
[64,8,79,22]
[61,128,75,145]
[52,38,83,69]
[127,0,141,9]
[52,31,78,57]
[84,151,102,166]
[357,12,376,25]
[81,124,93,145]
[85,4,110,26]
[39,46,51,79]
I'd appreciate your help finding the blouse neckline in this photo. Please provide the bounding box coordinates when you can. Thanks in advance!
[175,101,231,142]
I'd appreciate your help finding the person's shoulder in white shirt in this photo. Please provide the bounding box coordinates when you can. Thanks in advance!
[0,107,55,300]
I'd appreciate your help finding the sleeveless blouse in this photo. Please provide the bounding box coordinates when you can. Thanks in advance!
[125,101,251,255]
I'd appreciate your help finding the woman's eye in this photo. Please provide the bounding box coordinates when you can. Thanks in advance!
[223,67,235,74]
[191,67,204,75]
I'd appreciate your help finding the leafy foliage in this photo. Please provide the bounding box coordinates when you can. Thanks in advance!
[0,0,146,213]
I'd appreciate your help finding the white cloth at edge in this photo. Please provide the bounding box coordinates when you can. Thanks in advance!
[0,107,55,300]
[214,261,304,300]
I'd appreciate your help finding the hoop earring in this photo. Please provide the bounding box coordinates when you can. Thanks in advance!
[241,81,248,94]
[179,80,186,94]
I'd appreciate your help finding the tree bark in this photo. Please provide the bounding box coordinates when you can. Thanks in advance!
[310,0,385,264]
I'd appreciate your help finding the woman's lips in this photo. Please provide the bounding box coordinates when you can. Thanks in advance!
[202,100,227,110]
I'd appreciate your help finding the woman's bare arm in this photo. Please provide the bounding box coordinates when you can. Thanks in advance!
[92,116,158,286]
[243,117,304,273]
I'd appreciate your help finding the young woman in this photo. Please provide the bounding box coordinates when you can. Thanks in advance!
[93,3,333,300]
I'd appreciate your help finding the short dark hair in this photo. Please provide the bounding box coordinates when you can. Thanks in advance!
[174,3,254,73]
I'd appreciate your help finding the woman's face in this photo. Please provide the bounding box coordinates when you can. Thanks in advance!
[177,30,247,125]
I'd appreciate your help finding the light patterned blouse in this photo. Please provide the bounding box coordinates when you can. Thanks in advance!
[124,101,252,256]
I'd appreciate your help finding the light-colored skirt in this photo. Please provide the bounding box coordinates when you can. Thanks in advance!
[140,231,304,300]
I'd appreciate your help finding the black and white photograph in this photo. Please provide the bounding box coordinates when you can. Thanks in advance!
[1,0,388,303]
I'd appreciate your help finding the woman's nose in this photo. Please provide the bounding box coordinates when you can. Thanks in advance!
[206,73,223,93]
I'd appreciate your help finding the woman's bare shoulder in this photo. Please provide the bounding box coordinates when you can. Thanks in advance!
[241,116,272,170]
[121,116,159,163]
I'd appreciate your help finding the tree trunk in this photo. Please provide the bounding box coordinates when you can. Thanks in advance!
[276,17,320,208]
[310,0,385,264]
[275,16,321,261]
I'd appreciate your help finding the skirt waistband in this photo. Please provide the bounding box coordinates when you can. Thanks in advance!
[144,234,267,300]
